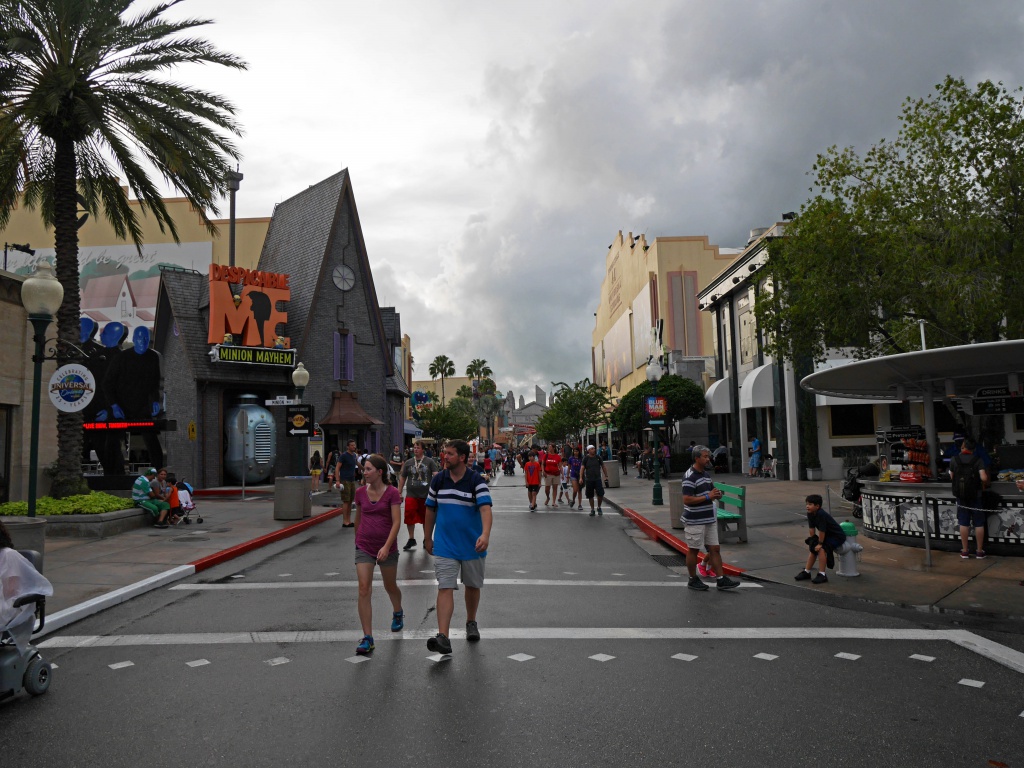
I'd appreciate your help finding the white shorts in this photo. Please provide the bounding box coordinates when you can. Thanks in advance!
[683,522,719,550]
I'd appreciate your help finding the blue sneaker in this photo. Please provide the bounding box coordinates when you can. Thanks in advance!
[391,611,405,632]
[356,635,374,655]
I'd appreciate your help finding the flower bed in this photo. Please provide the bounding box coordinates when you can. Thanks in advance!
[0,493,136,517]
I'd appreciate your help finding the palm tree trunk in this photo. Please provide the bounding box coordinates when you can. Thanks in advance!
[51,137,87,497]
[441,376,446,406]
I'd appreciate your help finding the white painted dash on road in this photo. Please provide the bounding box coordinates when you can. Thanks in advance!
[186,659,210,668]
[835,653,861,661]
[958,678,984,688]
[754,653,778,661]
[910,654,935,662]
[108,661,134,670]
[672,653,698,662]
[508,654,535,662]
[589,654,615,662]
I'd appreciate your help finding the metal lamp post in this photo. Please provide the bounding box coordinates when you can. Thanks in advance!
[291,363,310,476]
[20,263,64,517]
[226,169,243,268]
[646,359,665,506]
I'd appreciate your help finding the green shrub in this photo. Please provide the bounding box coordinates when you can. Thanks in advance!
[0,493,136,517]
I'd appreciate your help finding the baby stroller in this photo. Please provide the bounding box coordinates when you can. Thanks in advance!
[1,550,54,702]
[503,455,516,476]
[174,478,203,525]
[758,455,776,478]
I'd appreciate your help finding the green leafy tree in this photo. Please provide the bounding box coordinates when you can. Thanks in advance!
[414,400,477,443]
[611,375,706,435]
[535,379,613,443]
[0,0,245,496]
[756,76,1024,364]
[428,354,455,405]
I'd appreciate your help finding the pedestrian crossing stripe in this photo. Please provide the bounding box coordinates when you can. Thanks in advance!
[169,578,763,590]
[36,627,1024,674]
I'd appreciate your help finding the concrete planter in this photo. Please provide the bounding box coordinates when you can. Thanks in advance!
[806,467,823,481]
[2,507,150,540]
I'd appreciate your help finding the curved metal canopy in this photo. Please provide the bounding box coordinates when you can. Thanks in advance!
[800,340,1024,401]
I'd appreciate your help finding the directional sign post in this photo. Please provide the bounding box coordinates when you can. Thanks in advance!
[266,396,297,406]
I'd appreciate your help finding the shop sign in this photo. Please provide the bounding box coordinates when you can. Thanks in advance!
[48,364,96,413]
[286,404,313,437]
[206,264,291,349]
[211,344,296,367]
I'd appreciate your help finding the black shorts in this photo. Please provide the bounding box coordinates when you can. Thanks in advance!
[585,479,605,499]
[527,484,540,493]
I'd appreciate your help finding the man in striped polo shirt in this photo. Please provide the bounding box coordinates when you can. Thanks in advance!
[682,446,740,591]
[424,439,493,655]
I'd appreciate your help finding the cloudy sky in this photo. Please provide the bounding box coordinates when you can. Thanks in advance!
[167,0,1024,396]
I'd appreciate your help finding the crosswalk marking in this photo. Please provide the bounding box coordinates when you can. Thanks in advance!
[671,653,698,662]
[108,661,133,670]
[835,652,861,661]
[37,628,1024,675]
[910,654,935,662]
[186,659,210,667]
[958,678,984,688]
[589,653,615,662]
[754,653,778,661]
[265,657,289,666]
[345,656,370,664]
[171,578,757,590]
[508,653,534,662]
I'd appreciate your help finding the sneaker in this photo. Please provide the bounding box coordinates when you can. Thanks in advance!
[403,539,416,551]
[356,635,374,655]
[794,570,812,581]
[466,620,480,642]
[811,573,828,584]
[697,561,714,578]
[975,550,987,560]
[717,575,741,590]
[577,504,583,510]
[960,550,971,559]
[427,633,452,654]
[589,509,596,517]
[154,522,168,529]
[597,507,603,516]
[391,611,404,632]
[688,575,709,591]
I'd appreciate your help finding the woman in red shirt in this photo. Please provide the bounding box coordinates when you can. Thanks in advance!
[353,454,404,655]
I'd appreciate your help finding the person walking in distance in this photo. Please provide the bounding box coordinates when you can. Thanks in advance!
[543,446,562,507]
[352,454,404,655]
[568,447,583,510]
[424,439,493,655]
[682,446,741,591]
[337,439,360,527]
[399,440,439,550]
[523,451,542,511]
[581,444,609,516]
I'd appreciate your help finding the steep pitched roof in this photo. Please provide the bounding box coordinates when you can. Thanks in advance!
[81,273,130,309]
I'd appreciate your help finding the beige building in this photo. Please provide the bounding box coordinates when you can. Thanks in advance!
[591,231,740,399]
[0,270,59,503]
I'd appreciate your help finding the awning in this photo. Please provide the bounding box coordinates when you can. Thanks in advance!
[317,391,384,427]
[739,364,775,409]
[404,420,422,437]
[705,377,732,414]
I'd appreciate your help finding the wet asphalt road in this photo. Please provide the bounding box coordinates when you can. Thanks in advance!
[2,474,1022,766]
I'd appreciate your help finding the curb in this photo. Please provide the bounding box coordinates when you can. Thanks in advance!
[38,508,344,637]
[604,498,745,577]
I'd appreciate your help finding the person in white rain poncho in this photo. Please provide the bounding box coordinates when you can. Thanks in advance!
[0,521,53,652]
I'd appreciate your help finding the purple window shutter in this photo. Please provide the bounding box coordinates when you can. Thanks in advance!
[345,334,354,381]
[333,332,341,381]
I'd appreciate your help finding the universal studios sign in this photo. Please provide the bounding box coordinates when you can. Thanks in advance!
[48,364,97,413]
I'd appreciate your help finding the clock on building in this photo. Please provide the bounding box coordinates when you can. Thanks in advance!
[332,265,356,291]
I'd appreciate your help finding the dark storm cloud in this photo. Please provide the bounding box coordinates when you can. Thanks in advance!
[416,0,1024,393]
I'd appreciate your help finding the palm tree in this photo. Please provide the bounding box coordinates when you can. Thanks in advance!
[428,355,455,405]
[465,358,492,381]
[0,0,246,496]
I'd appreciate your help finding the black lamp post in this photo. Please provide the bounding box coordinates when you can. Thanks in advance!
[20,263,64,517]
[646,359,665,506]
[226,169,243,268]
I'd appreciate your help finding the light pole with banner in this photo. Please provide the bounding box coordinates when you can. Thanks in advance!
[646,359,666,506]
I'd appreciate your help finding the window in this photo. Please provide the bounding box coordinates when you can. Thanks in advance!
[739,309,756,365]
[829,404,876,437]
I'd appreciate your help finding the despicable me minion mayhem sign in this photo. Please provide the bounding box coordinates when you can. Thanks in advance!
[207,265,296,367]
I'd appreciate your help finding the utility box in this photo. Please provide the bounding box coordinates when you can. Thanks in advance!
[603,461,620,488]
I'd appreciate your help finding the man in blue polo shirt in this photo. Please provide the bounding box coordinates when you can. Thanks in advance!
[682,445,740,591]
[424,439,493,655]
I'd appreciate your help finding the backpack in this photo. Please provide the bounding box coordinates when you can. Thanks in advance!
[951,454,982,503]
[544,454,561,475]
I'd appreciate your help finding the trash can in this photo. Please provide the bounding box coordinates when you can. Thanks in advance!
[274,476,312,521]
[668,482,685,530]
[836,521,863,577]
[603,461,620,488]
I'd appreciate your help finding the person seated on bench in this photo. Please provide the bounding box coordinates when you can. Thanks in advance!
[132,468,172,528]
[795,494,846,585]
[0,520,54,652]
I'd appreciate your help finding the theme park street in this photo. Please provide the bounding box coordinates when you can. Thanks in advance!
[2,473,1023,766]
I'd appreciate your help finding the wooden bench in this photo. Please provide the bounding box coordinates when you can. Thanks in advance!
[714,482,747,543]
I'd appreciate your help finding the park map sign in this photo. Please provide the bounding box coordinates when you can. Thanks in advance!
[207,265,296,368]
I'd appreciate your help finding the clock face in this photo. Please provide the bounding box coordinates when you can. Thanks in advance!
[333,265,355,291]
